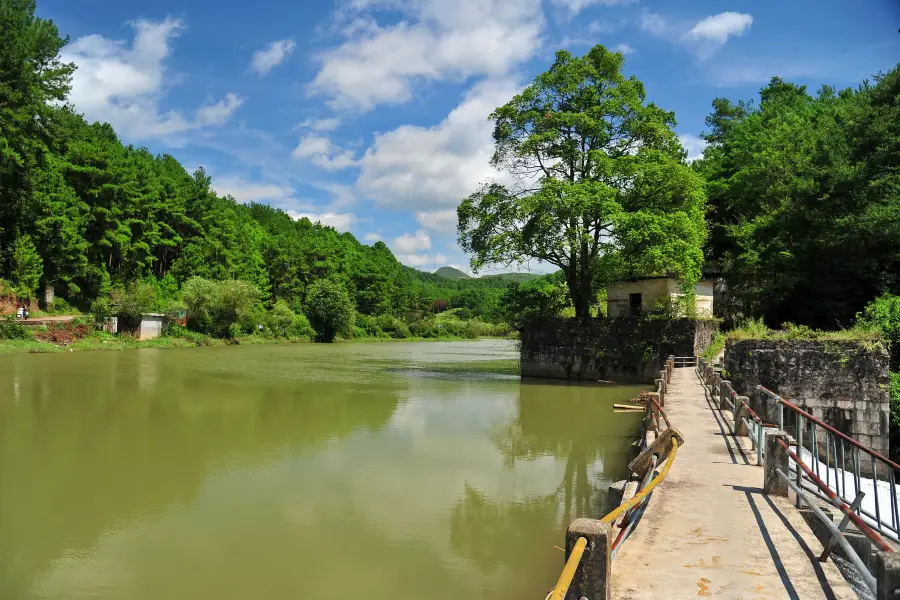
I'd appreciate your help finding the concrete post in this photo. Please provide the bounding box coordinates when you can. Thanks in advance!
[719,381,732,411]
[874,550,900,600]
[565,518,612,600]
[734,396,750,437]
[764,430,791,497]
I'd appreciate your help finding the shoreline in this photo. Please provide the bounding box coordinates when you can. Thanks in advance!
[0,332,517,357]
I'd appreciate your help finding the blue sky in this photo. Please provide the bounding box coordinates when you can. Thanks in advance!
[38,0,899,273]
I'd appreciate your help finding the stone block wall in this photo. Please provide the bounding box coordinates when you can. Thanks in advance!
[724,339,891,458]
[520,317,718,384]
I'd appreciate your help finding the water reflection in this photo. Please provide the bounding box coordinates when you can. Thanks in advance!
[0,342,642,600]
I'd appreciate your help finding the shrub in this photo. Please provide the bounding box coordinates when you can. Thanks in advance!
[306,280,353,342]
[90,297,114,328]
[857,294,900,369]
[112,281,159,326]
[375,314,410,339]
[182,277,261,337]
[263,300,316,340]
[0,318,33,340]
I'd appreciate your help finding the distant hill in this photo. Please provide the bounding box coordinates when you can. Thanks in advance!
[434,266,471,280]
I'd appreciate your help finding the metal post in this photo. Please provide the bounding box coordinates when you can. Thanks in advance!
[796,414,804,509]
[820,491,865,561]
[757,421,764,466]
[564,518,612,600]
[776,469,877,594]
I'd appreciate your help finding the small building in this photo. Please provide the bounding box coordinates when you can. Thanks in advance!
[138,313,166,340]
[606,277,714,318]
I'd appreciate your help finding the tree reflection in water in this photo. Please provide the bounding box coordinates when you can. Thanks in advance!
[450,379,643,568]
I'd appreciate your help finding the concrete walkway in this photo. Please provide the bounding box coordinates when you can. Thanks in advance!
[612,368,858,600]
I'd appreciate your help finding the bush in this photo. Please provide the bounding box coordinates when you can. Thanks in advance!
[263,300,316,340]
[112,281,159,325]
[90,297,114,328]
[375,314,410,339]
[0,318,33,340]
[182,277,261,337]
[857,294,900,369]
[165,323,213,346]
[306,280,353,342]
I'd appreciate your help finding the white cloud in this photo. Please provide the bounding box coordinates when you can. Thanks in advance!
[212,177,296,203]
[613,43,634,54]
[393,230,432,253]
[415,210,458,234]
[356,78,520,210]
[196,93,244,125]
[288,211,357,232]
[250,39,296,75]
[639,12,670,37]
[363,233,382,242]
[64,18,241,140]
[299,117,342,132]
[686,12,753,46]
[292,135,358,171]
[396,253,449,268]
[309,0,542,111]
[551,0,636,17]
[639,11,753,59]
[678,134,708,162]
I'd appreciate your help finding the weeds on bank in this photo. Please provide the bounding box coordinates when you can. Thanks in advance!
[726,318,884,348]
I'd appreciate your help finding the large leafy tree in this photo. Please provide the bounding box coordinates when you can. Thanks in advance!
[458,45,706,318]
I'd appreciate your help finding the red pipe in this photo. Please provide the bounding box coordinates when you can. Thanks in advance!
[650,397,671,430]
[775,438,893,553]
[777,397,900,472]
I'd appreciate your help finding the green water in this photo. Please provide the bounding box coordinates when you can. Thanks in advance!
[0,340,644,600]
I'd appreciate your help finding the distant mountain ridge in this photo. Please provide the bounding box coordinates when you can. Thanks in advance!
[434,266,471,280]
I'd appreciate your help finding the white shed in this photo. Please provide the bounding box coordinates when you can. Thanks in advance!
[606,277,714,318]
[138,313,166,340]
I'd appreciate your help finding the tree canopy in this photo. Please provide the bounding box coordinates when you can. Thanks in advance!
[0,0,523,337]
[458,45,706,318]
[697,69,900,328]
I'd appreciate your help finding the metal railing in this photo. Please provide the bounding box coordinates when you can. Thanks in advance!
[759,385,900,543]
[548,437,680,600]
[547,357,682,599]
[773,436,895,595]
[672,355,696,368]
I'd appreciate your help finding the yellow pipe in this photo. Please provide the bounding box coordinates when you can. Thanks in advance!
[549,536,588,600]
[600,438,679,525]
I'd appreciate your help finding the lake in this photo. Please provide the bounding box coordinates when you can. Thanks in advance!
[0,340,644,600]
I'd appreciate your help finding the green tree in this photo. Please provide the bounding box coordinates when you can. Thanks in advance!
[501,273,572,331]
[10,234,42,297]
[0,0,75,272]
[458,45,706,318]
[306,279,353,342]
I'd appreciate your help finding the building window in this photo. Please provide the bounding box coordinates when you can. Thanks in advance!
[629,293,642,314]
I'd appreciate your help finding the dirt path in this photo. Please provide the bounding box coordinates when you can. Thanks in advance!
[16,314,79,324]
[612,368,858,600]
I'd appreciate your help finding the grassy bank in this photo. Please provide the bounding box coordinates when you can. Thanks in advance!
[0,322,514,357]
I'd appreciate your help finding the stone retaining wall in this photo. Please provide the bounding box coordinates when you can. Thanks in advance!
[724,338,891,458]
[521,317,718,384]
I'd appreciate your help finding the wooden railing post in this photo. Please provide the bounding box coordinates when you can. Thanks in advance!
[565,518,612,600]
